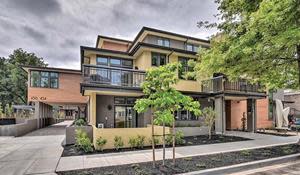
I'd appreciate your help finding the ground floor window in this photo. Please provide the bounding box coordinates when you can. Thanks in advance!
[114,106,137,128]
[174,110,197,120]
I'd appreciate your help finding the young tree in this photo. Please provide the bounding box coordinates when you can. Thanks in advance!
[197,0,300,89]
[202,107,216,140]
[0,102,3,118]
[134,63,201,167]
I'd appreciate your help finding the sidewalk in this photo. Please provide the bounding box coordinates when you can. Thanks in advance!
[0,120,73,175]
[56,131,299,172]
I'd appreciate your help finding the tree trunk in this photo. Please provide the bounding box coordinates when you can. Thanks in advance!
[208,127,211,140]
[297,45,300,87]
[162,122,166,166]
[172,119,176,165]
[151,114,156,168]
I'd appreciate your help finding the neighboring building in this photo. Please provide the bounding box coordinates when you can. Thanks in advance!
[22,66,88,119]
[23,27,271,134]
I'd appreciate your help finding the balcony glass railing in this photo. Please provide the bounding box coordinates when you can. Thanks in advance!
[82,64,145,88]
[201,76,264,93]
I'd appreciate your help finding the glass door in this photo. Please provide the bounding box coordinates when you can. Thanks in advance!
[115,106,136,128]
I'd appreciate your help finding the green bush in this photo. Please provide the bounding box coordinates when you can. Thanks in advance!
[149,136,160,146]
[95,137,107,151]
[128,137,137,149]
[74,118,87,126]
[114,136,124,150]
[166,130,185,145]
[136,135,146,149]
[75,129,93,153]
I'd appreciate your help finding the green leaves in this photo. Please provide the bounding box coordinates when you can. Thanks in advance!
[0,49,47,106]
[134,63,201,125]
[197,0,300,89]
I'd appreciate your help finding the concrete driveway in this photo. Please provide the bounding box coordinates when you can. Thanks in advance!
[0,120,73,175]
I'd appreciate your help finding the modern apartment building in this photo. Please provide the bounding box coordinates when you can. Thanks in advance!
[23,27,272,135]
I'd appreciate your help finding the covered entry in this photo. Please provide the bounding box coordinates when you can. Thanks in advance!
[215,95,267,134]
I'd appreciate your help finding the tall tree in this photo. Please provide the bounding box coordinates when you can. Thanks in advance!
[134,63,201,167]
[196,0,300,89]
[0,48,47,106]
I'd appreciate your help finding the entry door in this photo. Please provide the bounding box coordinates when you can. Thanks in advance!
[115,106,136,128]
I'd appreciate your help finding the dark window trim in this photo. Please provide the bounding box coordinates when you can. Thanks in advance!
[175,109,198,121]
[114,97,137,105]
[178,57,196,81]
[185,43,199,52]
[151,52,167,67]
[96,54,133,69]
[30,70,59,89]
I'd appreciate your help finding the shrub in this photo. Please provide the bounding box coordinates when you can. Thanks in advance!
[166,130,185,145]
[149,136,160,146]
[136,135,146,149]
[75,129,93,153]
[74,118,87,126]
[114,136,124,150]
[128,137,137,149]
[96,137,107,151]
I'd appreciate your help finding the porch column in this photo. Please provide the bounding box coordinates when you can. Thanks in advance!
[89,92,97,126]
[215,96,226,134]
[247,99,257,132]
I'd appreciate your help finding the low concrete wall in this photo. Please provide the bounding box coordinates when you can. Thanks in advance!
[0,118,37,136]
[0,118,53,137]
[93,125,170,150]
[175,126,209,137]
[65,125,93,145]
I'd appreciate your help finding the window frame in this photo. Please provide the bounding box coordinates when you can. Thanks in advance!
[151,52,167,67]
[157,37,170,47]
[175,109,198,121]
[30,70,59,89]
[178,57,196,81]
[96,55,133,69]
[185,43,199,52]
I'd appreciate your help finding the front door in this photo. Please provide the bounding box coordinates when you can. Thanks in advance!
[114,106,137,128]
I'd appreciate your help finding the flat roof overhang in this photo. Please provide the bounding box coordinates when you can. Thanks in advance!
[21,65,81,74]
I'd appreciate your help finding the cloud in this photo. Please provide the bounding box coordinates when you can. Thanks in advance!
[4,0,61,17]
[22,26,47,44]
[0,0,219,69]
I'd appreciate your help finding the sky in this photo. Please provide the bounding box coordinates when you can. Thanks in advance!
[0,0,219,70]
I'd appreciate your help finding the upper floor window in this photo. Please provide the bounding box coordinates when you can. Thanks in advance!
[151,52,166,66]
[30,71,59,88]
[186,43,199,52]
[157,38,170,47]
[96,56,133,68]
[178,57,196,81]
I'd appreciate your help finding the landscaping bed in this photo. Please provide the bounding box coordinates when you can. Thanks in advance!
[62,134,251,157]
[57,144,300,175]
[256,131,296,137]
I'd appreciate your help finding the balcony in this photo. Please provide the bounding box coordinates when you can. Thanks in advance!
[82,64,145,88]
[201,76,264,94]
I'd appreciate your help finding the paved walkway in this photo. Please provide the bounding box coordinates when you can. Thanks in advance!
[56,131,300,172]
[0,120,73,175]
[230,159,300,175]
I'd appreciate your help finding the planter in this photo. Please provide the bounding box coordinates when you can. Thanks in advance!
[65,125,93,145]
[175,127,209,136]
[0,118,16,125]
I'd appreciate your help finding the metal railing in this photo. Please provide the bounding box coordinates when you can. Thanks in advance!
[82,64,145,88]
[201,76,264,93]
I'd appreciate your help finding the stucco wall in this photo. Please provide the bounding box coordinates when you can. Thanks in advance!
[101,41,129,51]
[175,127,209,136]
[93,125,170,150]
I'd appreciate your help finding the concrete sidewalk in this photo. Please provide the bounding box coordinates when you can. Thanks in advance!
[56,131,299,172]
[0,120,73,175]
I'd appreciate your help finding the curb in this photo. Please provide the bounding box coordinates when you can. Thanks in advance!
[178,153,300,175]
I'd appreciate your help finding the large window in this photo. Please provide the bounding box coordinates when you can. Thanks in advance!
[175,110,198,121]
[96,56,133,68]
[151,52,166,66]
[30,71,59,88]
[157,38,170,47]
[186,43,199,52]
[178,57,195,81]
